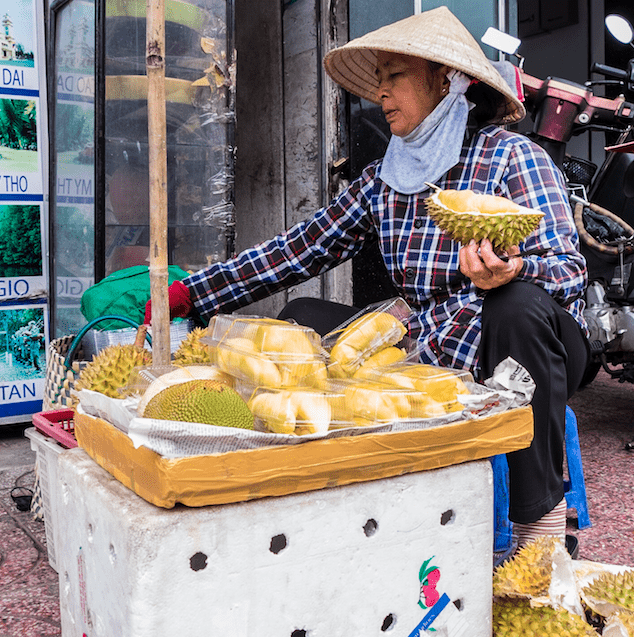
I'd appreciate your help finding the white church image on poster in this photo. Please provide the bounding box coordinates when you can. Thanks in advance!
[1,13,16,61]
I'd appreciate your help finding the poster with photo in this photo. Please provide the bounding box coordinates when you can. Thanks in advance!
[0,96,43,197]
[0,0,39,95]
[0,0,48,424]
[0,203,46,298]
[0,302,48,422]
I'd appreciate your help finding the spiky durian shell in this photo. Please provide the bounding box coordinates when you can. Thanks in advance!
[493,597,599,637]
[173,327,213,365]
[424,187,544,250]
[493,536,563,597]
[74,344,152,400]
[582,570,634,617]
[603,611,634,636]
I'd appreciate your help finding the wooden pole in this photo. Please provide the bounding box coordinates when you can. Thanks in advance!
[146,0,170,367]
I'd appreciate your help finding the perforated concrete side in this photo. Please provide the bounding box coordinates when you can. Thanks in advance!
[57,449,493,636]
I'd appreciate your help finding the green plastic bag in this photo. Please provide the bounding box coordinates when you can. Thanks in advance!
[80,265,190,330]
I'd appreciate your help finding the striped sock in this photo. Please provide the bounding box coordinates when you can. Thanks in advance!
[514,497,567,548]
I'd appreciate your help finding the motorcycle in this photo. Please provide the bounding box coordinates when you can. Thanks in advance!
[484,16,634,392]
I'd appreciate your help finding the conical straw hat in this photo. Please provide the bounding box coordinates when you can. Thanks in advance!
[323,6,525,124]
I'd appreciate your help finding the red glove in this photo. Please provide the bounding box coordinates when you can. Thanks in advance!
[144,280,193,324]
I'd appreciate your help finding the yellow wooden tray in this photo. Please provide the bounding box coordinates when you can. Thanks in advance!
[74,405,533,508]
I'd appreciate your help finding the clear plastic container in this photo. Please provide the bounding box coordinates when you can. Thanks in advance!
[358,363,474,415]
[247,387,352,435]
[321,298,412,377]
[328,374,470,426]
[214,317,327,388]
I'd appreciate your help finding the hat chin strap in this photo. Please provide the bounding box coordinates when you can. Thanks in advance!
[378,70,472,195]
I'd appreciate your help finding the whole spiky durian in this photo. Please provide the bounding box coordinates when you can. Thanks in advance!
[582,570,634,617]
[142,379,254,429]
[493,536,563,597]
[74,328,152,401]
[173,327,213,365]
[493,597,598,636]
[424,184,544,250]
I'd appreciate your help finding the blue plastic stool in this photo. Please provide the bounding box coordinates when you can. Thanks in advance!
[492,405,591,554]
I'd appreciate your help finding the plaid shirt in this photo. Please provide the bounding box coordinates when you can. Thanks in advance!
[185,125,588,373]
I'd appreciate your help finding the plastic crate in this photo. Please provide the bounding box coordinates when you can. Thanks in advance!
[32,409,77,449]
[25,427,69,572]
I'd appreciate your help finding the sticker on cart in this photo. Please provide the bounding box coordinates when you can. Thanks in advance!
[407,557,469,636]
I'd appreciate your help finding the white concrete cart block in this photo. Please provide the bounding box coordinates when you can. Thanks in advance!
[57,449,493,637]
[25,427,66,572]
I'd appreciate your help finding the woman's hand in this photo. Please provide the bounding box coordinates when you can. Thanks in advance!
[458,239,523,290]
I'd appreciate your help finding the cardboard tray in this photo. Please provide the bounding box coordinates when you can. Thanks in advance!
[74,406,533,508]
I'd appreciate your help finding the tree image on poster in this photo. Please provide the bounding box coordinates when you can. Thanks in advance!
[0,306,45,377]
[0,204,41,276]
[0,98,37,164]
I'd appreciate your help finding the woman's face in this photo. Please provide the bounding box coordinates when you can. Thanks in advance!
[375,52,449,137]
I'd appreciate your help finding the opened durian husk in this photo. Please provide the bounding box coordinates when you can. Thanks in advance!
[493,535,584,616]
[424,183,544,250]
[603,611,634,637]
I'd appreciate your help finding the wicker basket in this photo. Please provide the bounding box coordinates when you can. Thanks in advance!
[42,335,90,411]
[42,316,192,411]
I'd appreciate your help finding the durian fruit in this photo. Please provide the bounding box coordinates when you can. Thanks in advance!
[603,610,634,637]
[363,363,471,414]
[492,597,599,637]
[248,390,296,434]
[248,389,332,435]
[582,570,634,618]
[343,381,411,423]
[352,346,407,379]
[216,337,283,387]
[329,312,407,376]
[493,535,563,598]
[142,379,254,429]
[424,184,544,250]
[254,320,320,357]
[137,365,233,415]
[73,328,152,401]
[173,327,213,365]
[291,390,332,435]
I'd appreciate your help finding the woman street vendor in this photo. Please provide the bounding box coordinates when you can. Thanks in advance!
[145,6,590,548]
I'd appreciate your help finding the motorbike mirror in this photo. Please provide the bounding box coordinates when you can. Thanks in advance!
[481,27,521,56]
[605,14,634,46]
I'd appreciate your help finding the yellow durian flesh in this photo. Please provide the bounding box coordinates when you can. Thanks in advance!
[217,337,283,387]
[218,320,325,388]
[291,390,332,434]
[249,391,296,434]
[255,321,319,357]
[330,312,407,375]
[437,189,480,212]
[363,363,471,415]
[344,382,410,422]
[249,389,333,435]
[353,346,407,379]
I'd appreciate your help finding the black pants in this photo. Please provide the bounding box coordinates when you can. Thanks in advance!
[480,281,589,524]
[278,283,590,524]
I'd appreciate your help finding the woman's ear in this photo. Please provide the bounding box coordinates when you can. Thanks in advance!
[439,65,452,94]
